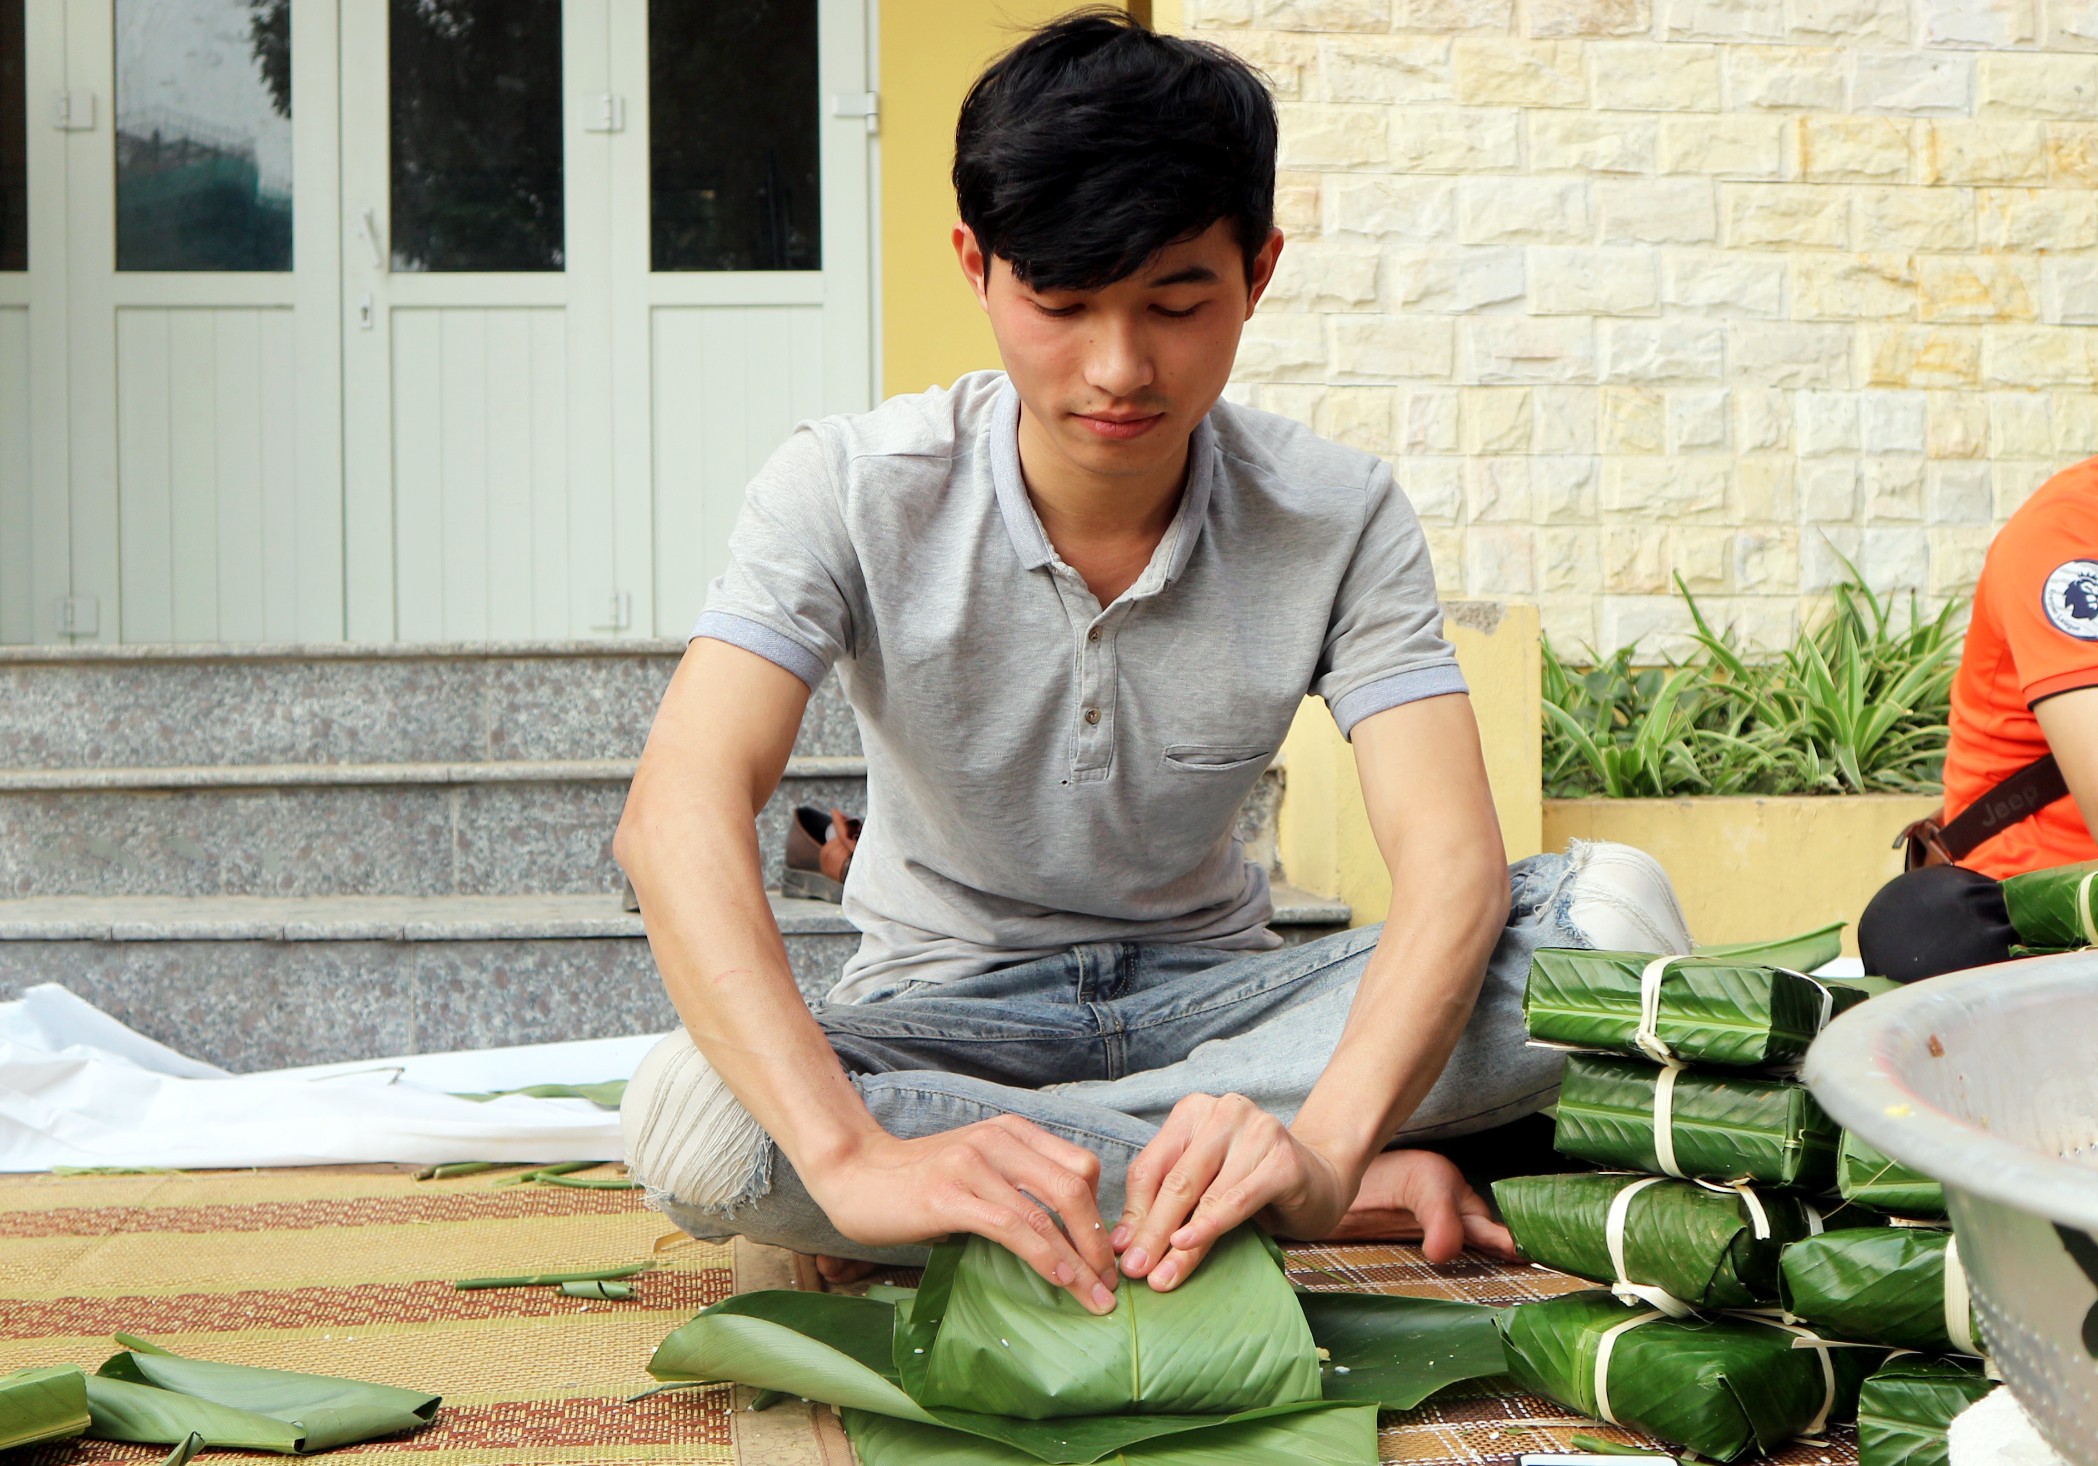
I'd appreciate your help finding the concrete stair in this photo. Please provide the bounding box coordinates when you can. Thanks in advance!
[0,641,1349,1070]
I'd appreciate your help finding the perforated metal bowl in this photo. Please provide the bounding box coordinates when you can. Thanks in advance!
[1805,954,2098,1466]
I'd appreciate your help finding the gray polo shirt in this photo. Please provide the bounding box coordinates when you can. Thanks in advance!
[696,371,1465,1002]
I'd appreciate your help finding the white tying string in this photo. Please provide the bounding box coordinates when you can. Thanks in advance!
[2079,870,2098,948]
[1804,1201,1826,1236]
[1691,1177,1772,1240]
[1634,956,1685,1065]
[1763,1320,1840,1437]
[1652,1060,1687,1178]
[1943,1233,1979,1357]
[1591,1309,1664,1425]
[1605,1176,1695,1317]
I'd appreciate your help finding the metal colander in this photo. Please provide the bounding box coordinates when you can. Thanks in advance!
[1806,953,2098,1465]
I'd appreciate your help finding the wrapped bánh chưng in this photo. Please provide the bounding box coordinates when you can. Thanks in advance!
[1999,858,2098,949]
[1779,1228,1984,1356]
[1496,1290,1875,1463]
[1552,1055,1842,1191]
[1492,1173,1825,1314]
[1837,1131,1947,1218]
[1524,949,1866,1069]
[1855,1355,1994,1466]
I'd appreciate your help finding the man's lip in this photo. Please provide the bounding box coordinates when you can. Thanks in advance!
[1075,412,1163,424]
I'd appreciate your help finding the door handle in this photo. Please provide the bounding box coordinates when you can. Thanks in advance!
[359,209,385,271]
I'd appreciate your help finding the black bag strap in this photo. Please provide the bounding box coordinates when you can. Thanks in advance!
[1937,752,2071,860]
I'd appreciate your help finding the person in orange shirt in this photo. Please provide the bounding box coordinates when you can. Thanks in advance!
[1859,457,2098,979]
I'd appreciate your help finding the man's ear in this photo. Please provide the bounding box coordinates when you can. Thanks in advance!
[953,224,993,311]
[1244,228,1285,317]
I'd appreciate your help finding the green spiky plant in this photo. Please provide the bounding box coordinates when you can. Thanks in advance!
[1542,567,1960,799]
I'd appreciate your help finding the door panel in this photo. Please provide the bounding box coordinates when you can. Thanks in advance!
[650,304,826,636]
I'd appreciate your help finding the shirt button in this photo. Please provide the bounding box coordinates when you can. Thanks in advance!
[1084,707,1101,725]
[1087,627,1101,642]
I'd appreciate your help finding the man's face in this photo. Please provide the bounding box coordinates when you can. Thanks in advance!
[956,220,1283,486]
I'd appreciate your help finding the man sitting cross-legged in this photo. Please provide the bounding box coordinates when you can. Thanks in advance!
[616,11,1691,1312]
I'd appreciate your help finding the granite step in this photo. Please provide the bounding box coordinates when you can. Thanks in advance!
[0,639,863,767]
[0,887,1354,1071]
[0,757,1285,901]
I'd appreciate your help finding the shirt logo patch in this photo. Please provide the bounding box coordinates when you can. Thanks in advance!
[2043,560,2098,640]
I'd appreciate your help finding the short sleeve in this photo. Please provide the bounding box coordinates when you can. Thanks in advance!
[1985,494,2098,707]
[1312,460,1467,738]
[693,424,862,690]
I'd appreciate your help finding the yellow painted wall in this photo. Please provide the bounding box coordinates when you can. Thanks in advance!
[1544,794,1938,957]
[1277,603,1544,927]
[878,0,1115,396]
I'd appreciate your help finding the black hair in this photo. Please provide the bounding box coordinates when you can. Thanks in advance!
[953,8,1278,293]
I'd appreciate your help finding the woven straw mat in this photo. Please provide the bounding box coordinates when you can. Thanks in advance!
[2,1167,1857,1465]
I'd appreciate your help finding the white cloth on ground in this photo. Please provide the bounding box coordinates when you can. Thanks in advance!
[0,983,658,1171]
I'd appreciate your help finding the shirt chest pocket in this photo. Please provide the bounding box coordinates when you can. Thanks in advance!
[1159,743,1275,774]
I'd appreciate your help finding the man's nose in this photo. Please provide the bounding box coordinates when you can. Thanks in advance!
[1084,319,1154,401]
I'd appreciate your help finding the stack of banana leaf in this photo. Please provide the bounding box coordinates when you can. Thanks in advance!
[0,1337,439,1456]
[644,1225,1509,1466]
[1496,927,1903,1461]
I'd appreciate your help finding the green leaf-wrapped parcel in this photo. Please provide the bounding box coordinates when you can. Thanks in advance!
[1,1366,91,1451]
[647,1225,1507,1466]
[899,1227,1318,1419]
[1493,1173,1825,1311]
[87,1335,440,1453]
[1524,949,1866,1069]
[1778,1229,1982,1355]
[1837,1131,1947,1218]
[1553,1055,1840,1191]
[1496,1290,1876,1464]
[1855,1355,1994,1466]
[2000,859,2098,949]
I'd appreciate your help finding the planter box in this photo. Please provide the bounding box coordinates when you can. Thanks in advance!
[1543,794,1943,957]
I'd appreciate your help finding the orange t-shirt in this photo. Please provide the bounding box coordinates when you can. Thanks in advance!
[1944,458,2098,878]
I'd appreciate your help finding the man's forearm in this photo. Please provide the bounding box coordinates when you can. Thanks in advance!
[1289,855,1508,1179]
[620,771,882,1180]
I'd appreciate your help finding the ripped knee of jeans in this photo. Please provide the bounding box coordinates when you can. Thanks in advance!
[620,1031,774,1220]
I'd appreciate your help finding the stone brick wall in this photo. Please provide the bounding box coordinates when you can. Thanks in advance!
[1189,0,2098,653]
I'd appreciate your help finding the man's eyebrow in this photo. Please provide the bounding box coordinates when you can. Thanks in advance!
[1147,264,1219,287]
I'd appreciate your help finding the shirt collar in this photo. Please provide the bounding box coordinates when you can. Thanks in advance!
[989,378,1215,589]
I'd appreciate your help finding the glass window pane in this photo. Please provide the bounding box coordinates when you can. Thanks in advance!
[115,0,293,272]
[1,1,23,271]
[650,0,820,273]
[390,0,563,273]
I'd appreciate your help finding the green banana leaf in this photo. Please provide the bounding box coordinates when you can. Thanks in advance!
[900,1227,1319,1418]
[1524,949,1866,1069]
[1694,924,1846,974]
[841,1401,1381,1466]
[453,1081,628,1107]
[1,1366,90,1451]
[2000,859,2098,949]
[647,1228,1506,1465]
[1779,1229,1981,1355]
[1837,1131,1947,1218]
[1497,1290,1875,1464]
[1553,1055,1841,1191]
[1856,1355,1994,1466]
[88,1335,440,1453]
[1493,1173,1824,1311]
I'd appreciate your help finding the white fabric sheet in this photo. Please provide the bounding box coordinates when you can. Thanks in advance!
[0,983,664,1172]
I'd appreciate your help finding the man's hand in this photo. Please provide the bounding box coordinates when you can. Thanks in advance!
[1110,1092,1356,1291]
[804,1114,1122,1314]
[1323,1148,1515,1264]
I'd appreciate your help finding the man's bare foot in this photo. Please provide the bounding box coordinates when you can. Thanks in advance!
[1307,1149,1516,1264]
[811,1254,879,1286]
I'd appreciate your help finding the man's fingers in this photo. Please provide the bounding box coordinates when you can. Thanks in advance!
[990,1124,1124,1283]
[1150,1147,1290,1291]
[1123,1124,1231,1280]
[956,1178,1118,1314]
[1114,1122,1192,1253]
[1460,1209,1517,1260]
[1415,1185,1466,1264]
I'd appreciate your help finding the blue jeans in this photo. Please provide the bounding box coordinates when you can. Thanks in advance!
[651,853,1585,1263]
